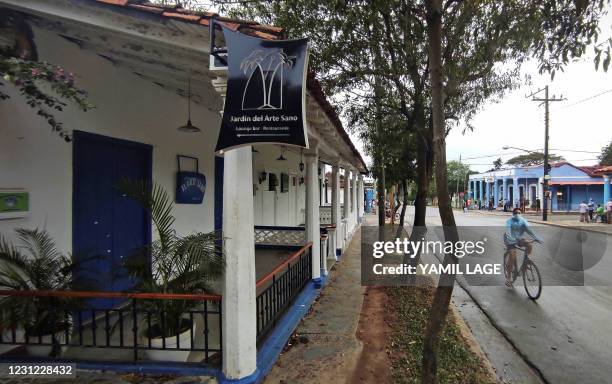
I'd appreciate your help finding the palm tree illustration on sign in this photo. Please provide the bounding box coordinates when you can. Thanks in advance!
[240,49,297,110]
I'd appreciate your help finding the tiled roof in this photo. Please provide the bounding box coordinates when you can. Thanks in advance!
[307,72,368,172]
[584,165,612,176]
[93,0,367,172]
[95,0,284,39]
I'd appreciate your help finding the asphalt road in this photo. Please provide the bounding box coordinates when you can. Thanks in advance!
[411,207,612,384]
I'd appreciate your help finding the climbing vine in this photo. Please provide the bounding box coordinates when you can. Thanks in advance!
[0,52,93,142]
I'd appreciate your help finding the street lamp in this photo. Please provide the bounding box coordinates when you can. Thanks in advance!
[502,145,551,221]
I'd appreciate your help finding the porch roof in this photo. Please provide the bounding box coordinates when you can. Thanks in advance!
[0,0,367,173]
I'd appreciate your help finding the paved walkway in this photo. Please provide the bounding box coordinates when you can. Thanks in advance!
[263,222,366,383]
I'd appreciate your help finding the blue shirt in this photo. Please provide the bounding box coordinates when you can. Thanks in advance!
[504,215,541,245]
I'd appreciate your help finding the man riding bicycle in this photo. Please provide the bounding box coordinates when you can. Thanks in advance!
[504,208,542,287]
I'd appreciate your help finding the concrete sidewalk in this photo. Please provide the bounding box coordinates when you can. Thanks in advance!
[263,222,366,383]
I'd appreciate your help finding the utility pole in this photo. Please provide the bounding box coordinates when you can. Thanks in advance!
[527,85,565,221]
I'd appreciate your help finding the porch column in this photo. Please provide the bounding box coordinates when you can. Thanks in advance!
[222,146,256,380]
[604,175,611,204]
[343,168,350,242]
[493,178,499,208]
[512,178,519,208]
[503,178,508,202]
[351,170,358,229]
[538,177,544,208]
[305,149,321,282]
[485,181,490,202]
[479,180,484,202]
[358,174,364,221]
[318,163,325,206]
[331,162,342,252]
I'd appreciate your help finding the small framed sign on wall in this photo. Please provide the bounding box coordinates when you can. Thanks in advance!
[176,155,206,204]
[0,189,29,219]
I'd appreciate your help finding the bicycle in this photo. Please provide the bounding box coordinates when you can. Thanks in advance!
[503,239,542,300]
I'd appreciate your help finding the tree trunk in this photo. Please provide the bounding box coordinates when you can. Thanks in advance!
[390,184,396,225]
[393,183,401,217]
[422,1,460,383]
[377,165,386,226]
[413,145,429,227]
[399,179,408,226]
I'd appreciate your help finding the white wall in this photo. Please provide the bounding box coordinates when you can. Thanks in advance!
[0,27,221,253]
[251,146,305,226]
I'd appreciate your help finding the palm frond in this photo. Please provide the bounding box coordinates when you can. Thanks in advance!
[0,235,30,271]
[115,178,176,248]
[15,228,61,262]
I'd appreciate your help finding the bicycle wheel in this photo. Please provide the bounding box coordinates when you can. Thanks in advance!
[503,252,519,283]
[523,260,542,300]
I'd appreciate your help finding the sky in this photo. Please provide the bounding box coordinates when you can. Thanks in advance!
[348,10,612,174]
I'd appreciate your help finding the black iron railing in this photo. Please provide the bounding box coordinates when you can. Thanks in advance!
[0,290,222,365]
[255,243,312,343]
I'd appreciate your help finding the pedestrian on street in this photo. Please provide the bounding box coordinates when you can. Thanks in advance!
[579,201,589,223]
[606,198,612,224]
[536,197,541,212]
[595,204,605,223]
[587,198,596,222]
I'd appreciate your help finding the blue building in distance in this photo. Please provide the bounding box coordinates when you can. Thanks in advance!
[468,162,612,212]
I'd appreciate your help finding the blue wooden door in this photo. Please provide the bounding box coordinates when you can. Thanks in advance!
[73,131,152,309]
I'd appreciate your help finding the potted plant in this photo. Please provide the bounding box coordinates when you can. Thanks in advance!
[0,229,88,357]
[117,180,224,362]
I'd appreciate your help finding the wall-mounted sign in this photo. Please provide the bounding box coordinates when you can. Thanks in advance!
[0,190,29,219]
[215,25,309,152]
[176,155,206,204]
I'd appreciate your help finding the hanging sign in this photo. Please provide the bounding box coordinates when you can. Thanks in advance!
[176,155,206,204]
[215,26,309,152]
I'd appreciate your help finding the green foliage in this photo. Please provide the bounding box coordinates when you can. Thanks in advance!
[0,53,93,142]
[116,179,224,337]
[149,0,210,11]
[492,158,503,170]
[0,229,88,355]
[505,152,564,167]
[598,141,612,165]
[446,161,471,195]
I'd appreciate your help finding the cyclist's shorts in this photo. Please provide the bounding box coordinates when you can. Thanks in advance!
[503,233,517,249]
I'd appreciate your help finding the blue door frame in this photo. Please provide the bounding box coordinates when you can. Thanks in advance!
[72,131,152,308]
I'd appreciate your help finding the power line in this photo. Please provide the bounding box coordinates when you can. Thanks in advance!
[556,88,612,110]
[454,151,523,161]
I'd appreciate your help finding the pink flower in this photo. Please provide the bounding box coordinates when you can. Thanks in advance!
[31,68,41,76]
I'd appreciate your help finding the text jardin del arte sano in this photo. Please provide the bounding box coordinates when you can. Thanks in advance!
[370,238,503,276]
[230,114,299,123]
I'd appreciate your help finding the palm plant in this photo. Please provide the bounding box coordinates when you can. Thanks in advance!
[116,179,224,338]
[0,228,87,355]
